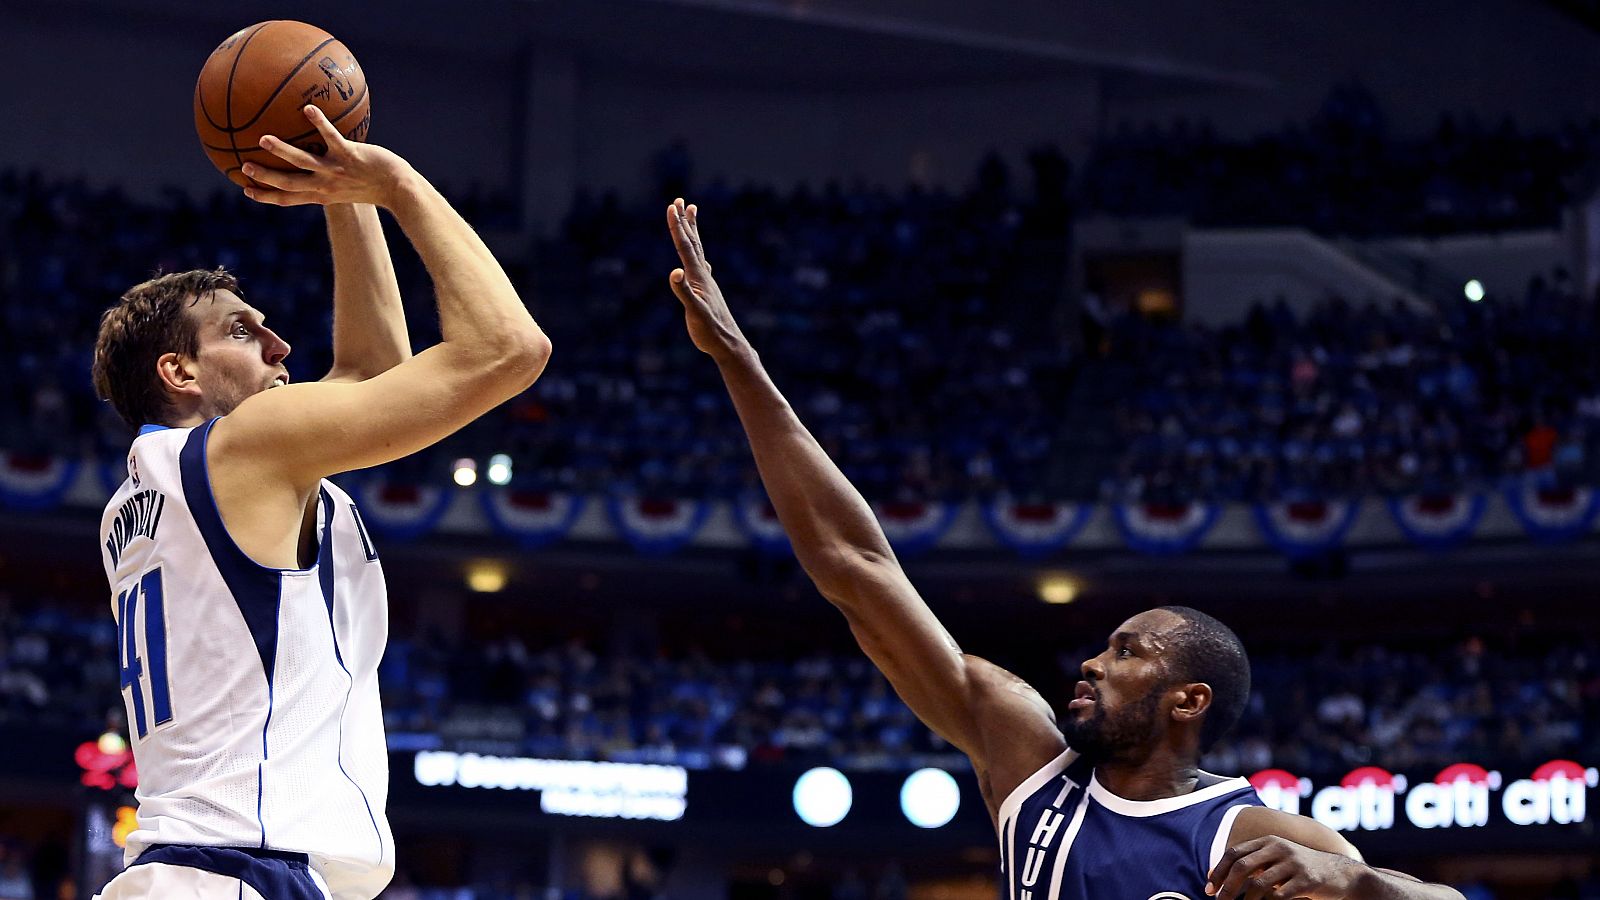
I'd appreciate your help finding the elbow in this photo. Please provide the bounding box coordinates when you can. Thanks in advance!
[810,548,897,611]
[488,327,552,392]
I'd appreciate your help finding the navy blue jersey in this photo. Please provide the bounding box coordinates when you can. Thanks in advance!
[998,749,1262,900]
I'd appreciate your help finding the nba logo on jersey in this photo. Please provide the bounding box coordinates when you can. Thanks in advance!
[999,750,1262,900]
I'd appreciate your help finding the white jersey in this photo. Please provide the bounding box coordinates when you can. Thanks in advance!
[99,419,394,900]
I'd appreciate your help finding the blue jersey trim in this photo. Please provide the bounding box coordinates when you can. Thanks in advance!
[126,844,323,900]
[317,489,385,861]
[138,424,170,436]
[178,420,289,682]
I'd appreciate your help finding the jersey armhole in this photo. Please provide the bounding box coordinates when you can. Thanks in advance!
[995,746,1078,828]
[1206,803,1254,875]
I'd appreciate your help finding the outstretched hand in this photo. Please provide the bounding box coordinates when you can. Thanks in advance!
[666,198,749,361]
[242,105,414,209]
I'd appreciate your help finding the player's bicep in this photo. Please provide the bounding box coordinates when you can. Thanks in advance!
[214,343,540,483]
[1227,806,1362,861]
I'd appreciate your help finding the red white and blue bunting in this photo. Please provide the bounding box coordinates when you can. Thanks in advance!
[982,499,1092,559]
[1386,491,1486,552]
[732,495,792,557]
[481,489,584,549]
[1502,479,1600,544]
[872,501,957,557]
[1252,498,1361,558]
[606,494,711,556]
[0,452,81,512]
[351,477,452,541]
[1112,500,1220,556]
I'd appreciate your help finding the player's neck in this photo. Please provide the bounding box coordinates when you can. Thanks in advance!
[1092,751,1201,802]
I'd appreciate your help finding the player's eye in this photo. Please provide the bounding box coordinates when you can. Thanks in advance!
[231,323,250,337]
[1117,647,1132,659]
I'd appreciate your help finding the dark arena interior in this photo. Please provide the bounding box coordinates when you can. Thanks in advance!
[1,1,1599,898]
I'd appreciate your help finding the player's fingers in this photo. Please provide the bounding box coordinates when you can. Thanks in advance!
[1208,838,1265,895]
[667,203,698,266]
[240,163,317,192]
[302,104,346,148]
[1213,850,1275,900]
[242,182,325,207]
[668,269,695,307]
[258,134,323,172]
[1240,862,1294,900]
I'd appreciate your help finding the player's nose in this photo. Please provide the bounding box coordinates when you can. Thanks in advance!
[264,330,291,364]
[1080,657,1105,682]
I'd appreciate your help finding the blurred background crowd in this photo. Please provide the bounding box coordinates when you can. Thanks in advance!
[4,99,1599,506]
[4,596,1595,779]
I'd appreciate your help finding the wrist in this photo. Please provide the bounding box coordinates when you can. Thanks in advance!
[1345,864,1384,898]
[378,165,427,214]
[712,341,759,371]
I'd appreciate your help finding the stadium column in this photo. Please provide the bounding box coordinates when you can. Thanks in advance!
[514,43,579,239]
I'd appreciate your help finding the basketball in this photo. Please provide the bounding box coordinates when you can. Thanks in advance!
[193,21,371,187]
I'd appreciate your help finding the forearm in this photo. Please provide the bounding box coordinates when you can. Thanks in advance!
[1347,868,1464,900]
[385,173,546,361]
[325,203,409,379]
[713,346,896,598]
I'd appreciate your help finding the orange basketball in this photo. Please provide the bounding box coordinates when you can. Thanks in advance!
[194,21,371,188]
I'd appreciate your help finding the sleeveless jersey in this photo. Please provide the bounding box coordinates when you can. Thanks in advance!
[998,749,1262,900]
[99,419,395,900]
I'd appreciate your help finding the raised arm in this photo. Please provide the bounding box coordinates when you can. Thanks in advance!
[665,200,1064,798]
[213,105,550,487]
[321,202,411,383]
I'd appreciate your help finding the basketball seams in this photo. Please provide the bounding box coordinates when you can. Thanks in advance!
[196,82,369,152]
[196,21,269,133]
[193,21,369,186]
[221,22,276,179]
[232,37,340,133]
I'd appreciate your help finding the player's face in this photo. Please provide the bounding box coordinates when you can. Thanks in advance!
[186,290,292,418]
[1061,609,1185,764]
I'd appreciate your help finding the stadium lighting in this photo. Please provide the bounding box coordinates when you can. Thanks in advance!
[452,458,478,487]
[1037,574,1079,605]
[900,767,961,828]
[793,767,852,827]
[1464,279,1485,302]
[464,559,508,593]
[487,453,513,486]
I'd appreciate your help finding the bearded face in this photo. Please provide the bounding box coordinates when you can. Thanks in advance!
[1061,680,1166,765]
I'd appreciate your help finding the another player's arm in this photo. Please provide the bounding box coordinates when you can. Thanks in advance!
[218,106,551,483]
[321,202,411,383]
[665,200,1064,790]
[1207,807,1465,900]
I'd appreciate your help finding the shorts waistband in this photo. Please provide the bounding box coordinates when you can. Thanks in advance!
[138,843,311,866]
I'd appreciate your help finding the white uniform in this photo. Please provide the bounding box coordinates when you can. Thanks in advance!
[95,419,395,900]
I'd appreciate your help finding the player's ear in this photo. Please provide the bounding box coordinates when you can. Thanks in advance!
[156,351,201,399]
[1170,681,1212,726]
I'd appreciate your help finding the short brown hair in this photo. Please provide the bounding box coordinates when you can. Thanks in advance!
[92,268,239,428]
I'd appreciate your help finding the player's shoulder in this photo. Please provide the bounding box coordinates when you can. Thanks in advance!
[962,655,1070,815]
[1225,805,1362,861]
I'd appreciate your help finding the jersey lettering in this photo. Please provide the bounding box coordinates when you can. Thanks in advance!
[117,566,172,739]
[105,489,165,568]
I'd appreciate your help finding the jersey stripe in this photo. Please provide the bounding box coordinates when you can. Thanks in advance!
[178,420,285,683]
[1044,790,1090,900]
[317,491,385,861]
